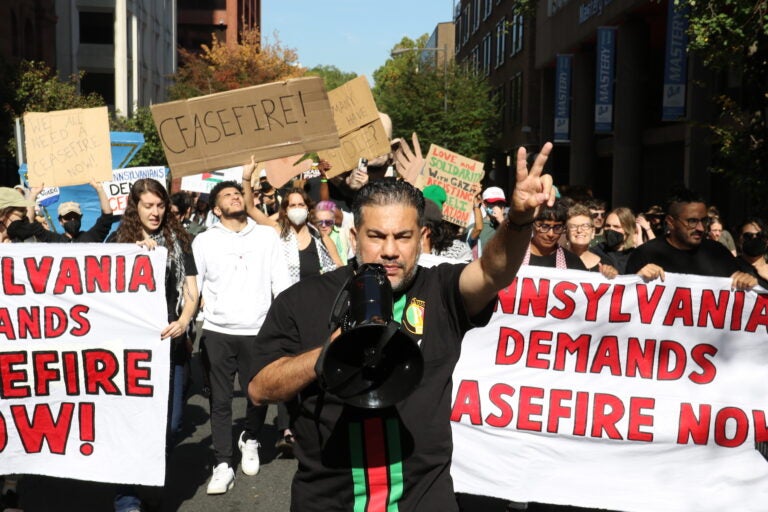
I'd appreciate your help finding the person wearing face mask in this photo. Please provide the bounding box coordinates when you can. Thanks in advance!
[53,178,114,242]
[626,188,757,290]
[270,188,343,456]
[737,217,768,285]
[592,207,638,273]
[468,186,508,258]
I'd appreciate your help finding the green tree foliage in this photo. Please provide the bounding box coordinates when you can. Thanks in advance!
[373,36,499,160]
[685,0,767,209]
[169,28,305,100]
[304,64,358,91]
[1,60,105,161]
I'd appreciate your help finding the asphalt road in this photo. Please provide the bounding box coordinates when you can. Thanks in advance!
[18,351,297,511]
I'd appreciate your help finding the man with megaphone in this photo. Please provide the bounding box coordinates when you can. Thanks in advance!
[248,143,555,512]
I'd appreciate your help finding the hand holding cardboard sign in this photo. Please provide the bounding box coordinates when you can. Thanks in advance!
[260,154,313,188]
[393,132,424,186]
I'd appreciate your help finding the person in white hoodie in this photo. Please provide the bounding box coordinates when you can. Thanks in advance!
[192,179,290,495]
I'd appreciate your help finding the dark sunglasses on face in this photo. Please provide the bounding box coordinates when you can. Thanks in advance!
[742,232,765,241]
[534,222,565,234]
[590,211,605,219]
[316,219,334,227]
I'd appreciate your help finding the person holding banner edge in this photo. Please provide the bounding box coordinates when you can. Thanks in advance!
[109,178,199,512]
[247,143,555,511]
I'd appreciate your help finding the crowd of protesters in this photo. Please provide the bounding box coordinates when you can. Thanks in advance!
[1,145,767,512]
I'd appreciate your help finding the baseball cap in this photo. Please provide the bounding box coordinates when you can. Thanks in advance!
[0,187,34,210]
[58,201,82,217]
[482,186,506,204]
[422,185,448,209]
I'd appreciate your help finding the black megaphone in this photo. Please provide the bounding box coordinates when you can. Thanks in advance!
[316,263,424,409]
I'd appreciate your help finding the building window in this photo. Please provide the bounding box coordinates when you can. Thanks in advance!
[509,72,523,125]
[495,18,506,68]
[510,12,524,56]
[463,5,470,43]
[482,33,492,76]
[455,14,463,50]
[483,0,493,20]
[79,11,114,45]
[473,0,481,33]
[81,72,115,106]
[471,45,480,75]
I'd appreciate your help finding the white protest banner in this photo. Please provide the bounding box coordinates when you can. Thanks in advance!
[103,166,168,214]
[417,144,484,227]
[23,106,112,187]
[451,267,768,511]
[0,244,169,486]
[179,166,243,194]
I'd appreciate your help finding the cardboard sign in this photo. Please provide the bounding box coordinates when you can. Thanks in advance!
[258,154,313,188]
[1,244,168,486]
[418,144,484,227]
[23,107,112,187]
[103,166,168,214]
[317,76,391,176]
[180,166,243,194]
[150,77,339,178]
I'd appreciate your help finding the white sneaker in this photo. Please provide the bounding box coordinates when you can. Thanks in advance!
[238,431,261,476]
[206,462,235,495]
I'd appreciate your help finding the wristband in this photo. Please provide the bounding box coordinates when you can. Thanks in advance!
[505,218,534,231]
[320,178,328,183]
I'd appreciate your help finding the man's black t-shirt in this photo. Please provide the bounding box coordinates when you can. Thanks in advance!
[625,237,741,276]
[250,263,494,512]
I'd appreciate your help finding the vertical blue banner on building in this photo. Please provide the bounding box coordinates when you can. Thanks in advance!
[594,27,617,133]
[662,0,689,121]
[554,54,573,143]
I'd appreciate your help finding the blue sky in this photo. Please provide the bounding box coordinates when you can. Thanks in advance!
[261,0,455,86]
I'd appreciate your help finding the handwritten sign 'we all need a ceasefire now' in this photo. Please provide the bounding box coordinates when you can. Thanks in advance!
[23,107,112,187]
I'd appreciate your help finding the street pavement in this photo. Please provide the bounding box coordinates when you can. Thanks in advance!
[19,351,297,511]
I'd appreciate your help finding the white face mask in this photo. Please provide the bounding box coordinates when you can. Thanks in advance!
[286,207,308,226]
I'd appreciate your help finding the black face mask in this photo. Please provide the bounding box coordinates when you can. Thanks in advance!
[63,218,81,237]
[603,229,625,249]
[742,236,767,257]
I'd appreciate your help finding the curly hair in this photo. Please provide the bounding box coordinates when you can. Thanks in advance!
[114,178,192,255]
[277,188,315,239]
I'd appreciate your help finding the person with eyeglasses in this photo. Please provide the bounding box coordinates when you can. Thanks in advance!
[625,188,757,290]
[314,201,351,265]
[586,198,608,247]
[565,204,618,277]
[523,199,586,270]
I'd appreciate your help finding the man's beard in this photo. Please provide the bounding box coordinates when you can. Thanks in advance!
[220,209,247,221]
[356,245,421,293]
